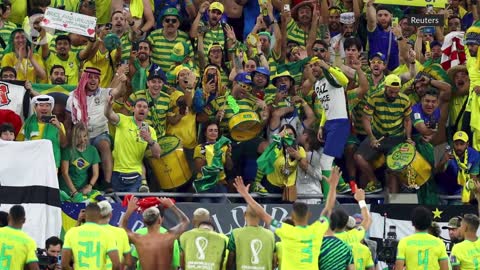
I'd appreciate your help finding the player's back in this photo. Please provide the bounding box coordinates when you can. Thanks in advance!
[135,230,177,270]
[63,222,118,270]
[272,217,329,270]
[396,232,448,270]
[450,238,480,269]
[0,226,38,270]
[352,242,374,270]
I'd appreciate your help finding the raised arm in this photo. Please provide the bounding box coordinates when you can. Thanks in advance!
[354,188,372,230]
[190,2,210,38]
[320,166,340,218]
[160,197,190,237]
[366,0,377,32]
[104,95,120,125]
[120,196,139,239]
[234,176,273,225]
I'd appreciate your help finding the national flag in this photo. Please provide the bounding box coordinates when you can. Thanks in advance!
[0,140,62,247]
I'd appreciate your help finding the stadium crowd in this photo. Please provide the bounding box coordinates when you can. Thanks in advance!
[0,0,480,205]
[2,0,480,268]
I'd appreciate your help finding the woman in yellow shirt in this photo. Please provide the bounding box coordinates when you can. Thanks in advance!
[1,29,47,82]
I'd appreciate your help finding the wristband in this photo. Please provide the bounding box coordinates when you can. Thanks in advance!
[87,183,93,187]
[70,191,78,197]
[358,200,367,209]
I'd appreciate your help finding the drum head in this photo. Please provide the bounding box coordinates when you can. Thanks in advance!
[157,136,180,157]
[386,143,416,171]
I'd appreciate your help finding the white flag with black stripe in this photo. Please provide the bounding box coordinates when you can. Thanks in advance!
[0,139,62,247]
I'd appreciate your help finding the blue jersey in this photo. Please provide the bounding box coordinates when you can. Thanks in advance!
[411,102,440,136]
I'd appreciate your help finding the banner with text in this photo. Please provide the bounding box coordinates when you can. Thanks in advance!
[41,8,97,37]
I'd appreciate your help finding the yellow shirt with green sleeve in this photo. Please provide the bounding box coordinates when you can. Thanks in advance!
[0,226,38,270]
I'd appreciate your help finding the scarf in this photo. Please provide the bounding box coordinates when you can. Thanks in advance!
[454,149,471,203]
[257,134,295,176]
[193,136,231,192]
[23,115,61,168]
[71,72,89,125]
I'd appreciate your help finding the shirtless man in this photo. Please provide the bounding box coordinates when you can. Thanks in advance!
[121,197,190,270]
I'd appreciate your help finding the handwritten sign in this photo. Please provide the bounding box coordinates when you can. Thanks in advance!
[41,7,97,37]
[366,0,447,8]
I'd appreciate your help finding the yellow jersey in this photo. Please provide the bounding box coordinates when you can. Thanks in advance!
[352,243,374,270]
[1,52,46,83]
[63,222,118,270]
[102,224,131,268]
[267,146,306,187]
[336,227,366,247]
[112,114,158,174]
[270,216,329,270]
[450,238,480,270]
[17,122,66,141]
[396,232,448,270]
[0,226,38,270]
[45,51,81,85]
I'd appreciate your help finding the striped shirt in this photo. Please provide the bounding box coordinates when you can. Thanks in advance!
[319,236,354,270]
[198,21,226,62]
[126,89,171,137]
[203,95,260,135]
[363,90,411,137]
[351,73,385,135]
[0,21,17,58]
[120,32,132,62]
[286,20,321,46]
[147,29,192,72]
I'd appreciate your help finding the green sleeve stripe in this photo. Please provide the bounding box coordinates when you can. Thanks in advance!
[366,264,374,268]
[26,259,39,264]
[438,257,448,261]
[107,248,118,253]
[396,258,405,260]
[62,247,72,250]
[451,262,460,266]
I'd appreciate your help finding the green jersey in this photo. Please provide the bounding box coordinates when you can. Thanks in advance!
[180,228,227,270]
[228,226,276,270]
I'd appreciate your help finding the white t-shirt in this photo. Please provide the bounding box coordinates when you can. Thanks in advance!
[314,76,348,121]
[66,88,111,138]
[0,82,28,120]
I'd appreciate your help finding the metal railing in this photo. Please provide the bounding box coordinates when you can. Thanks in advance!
[107,192,461,203]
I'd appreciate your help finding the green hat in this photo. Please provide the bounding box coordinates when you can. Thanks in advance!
[161,7,180,20]
[271,71,294,86]
[170,41,191,62]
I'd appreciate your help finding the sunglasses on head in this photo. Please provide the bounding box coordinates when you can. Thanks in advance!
[238,82,252,91]
[313,47,327,52]
[370,60,384,64]
[164,18,177,24]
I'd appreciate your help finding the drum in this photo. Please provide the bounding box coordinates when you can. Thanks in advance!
[386,143,432,188]
[228,111,262,141]
[149,136,192,190]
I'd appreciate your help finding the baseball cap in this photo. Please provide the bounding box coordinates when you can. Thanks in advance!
[370,52,386,62]
[251,67,270,82]
[209,2,224,13]
[442,217,462,229]
[148,67,167,82]
[170,41,191,62]
[234,72,252,85]
[161,7,180,20]
[453,131,469,142]
[384,74,401,87]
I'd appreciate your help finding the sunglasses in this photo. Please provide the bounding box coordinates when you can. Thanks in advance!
[238,82,252,91]
[164,18,177,24]
[313,47,327,53]
[370,60,384,64]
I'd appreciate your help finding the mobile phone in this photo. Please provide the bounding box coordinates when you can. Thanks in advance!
[284,4,290,12]
[105,23,112,30]
[41,115,55,123]
[132,41,139,51]
[392,17,399,27]
[360,51,368,60]
[121,59,129,65]
[319,24,328,40]
[141,122,148,131]
[425,41,431,53]
[278,84,288,93]
[57,255,62,266]
[207,73,215,83]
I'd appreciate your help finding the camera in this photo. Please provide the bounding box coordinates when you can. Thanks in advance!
[378,225,399,265]
[36,248,58,268]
